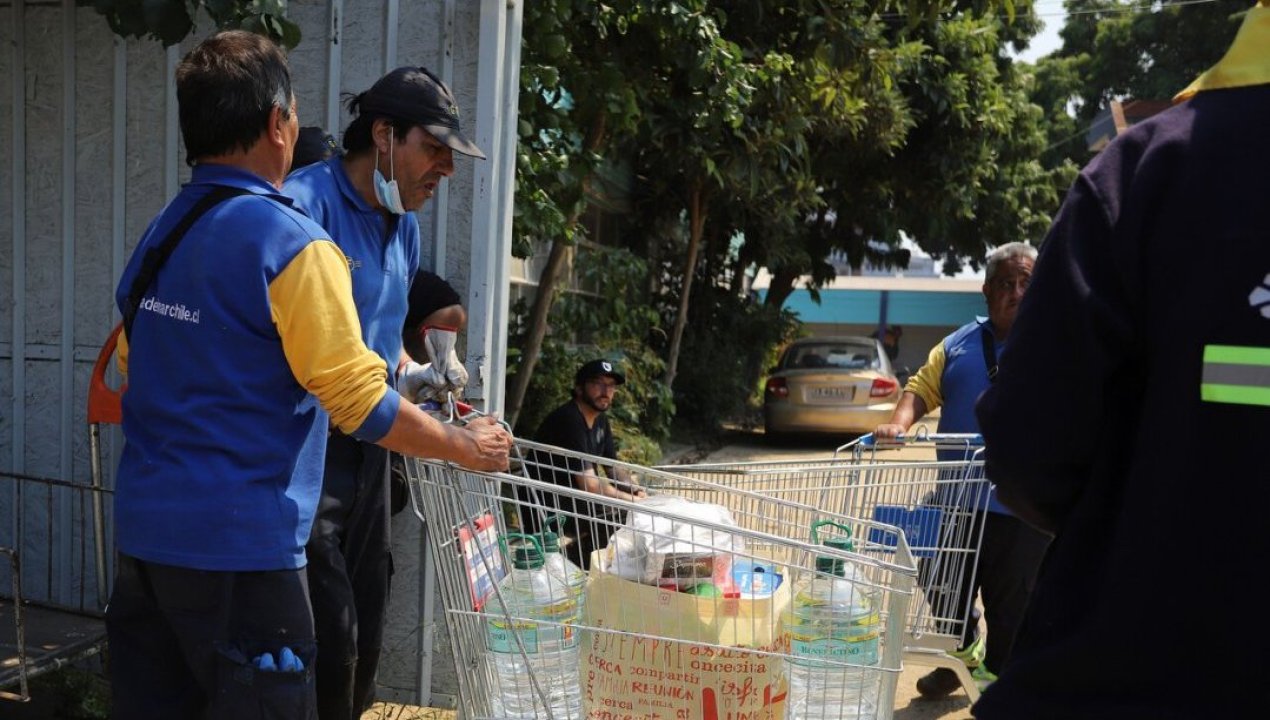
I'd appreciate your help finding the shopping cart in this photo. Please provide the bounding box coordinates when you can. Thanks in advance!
[1,324,118,701]
[654,431,991,701]
[406,435,918,719]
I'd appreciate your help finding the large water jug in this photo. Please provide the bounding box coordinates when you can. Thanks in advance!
[487,534,583,719]
[539,515,588,608]
[784,522,883,719]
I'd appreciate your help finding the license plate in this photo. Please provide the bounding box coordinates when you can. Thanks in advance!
[808,385,854,402]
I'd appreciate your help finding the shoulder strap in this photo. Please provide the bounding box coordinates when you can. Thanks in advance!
[980,324,998,382]
[123,186,250,337]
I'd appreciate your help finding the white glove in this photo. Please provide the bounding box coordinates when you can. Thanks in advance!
[397,360,431,403]
[420,326,469,397]
[397,327,469,403]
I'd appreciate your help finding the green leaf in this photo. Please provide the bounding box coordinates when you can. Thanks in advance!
[277,17,302,50]
[84,0,306,49]
[144,0,194,46]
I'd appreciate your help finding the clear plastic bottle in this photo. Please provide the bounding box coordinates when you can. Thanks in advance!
[783,526,882,720]
[487,535,583,719]
[539,516,588,612]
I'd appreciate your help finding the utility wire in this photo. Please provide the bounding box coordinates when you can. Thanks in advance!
[875,0,1221,21]
[1044,0,1220,18]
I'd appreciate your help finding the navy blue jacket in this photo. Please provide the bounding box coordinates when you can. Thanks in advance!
[974,85,1270,718]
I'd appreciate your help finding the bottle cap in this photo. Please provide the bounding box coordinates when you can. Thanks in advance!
[537,530,561,553]
[688,582,722,598]
[816,536,853,575]
[511,543,545,570]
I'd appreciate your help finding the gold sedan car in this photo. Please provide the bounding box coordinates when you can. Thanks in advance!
[763,336,901,437]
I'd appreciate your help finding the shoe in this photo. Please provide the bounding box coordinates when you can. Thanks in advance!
[916,635,986,700]
[971,665,998,692]
[950,634,986,670]
[915,668,963,699]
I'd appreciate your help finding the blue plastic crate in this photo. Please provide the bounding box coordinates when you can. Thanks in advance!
[868,505,943,559]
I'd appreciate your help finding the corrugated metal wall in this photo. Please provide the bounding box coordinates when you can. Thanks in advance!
[0,0,521,705]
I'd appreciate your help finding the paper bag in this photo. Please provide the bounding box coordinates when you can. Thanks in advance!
[581,564,792,719]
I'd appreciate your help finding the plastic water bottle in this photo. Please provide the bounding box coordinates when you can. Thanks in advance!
[487,535,583,719]
[539,516,588,610]
[784,524,882,720]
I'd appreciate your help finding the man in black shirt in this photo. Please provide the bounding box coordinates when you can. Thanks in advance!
[526,359,646,568]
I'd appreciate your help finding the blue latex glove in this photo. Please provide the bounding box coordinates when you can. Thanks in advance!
[254,647,304,672]
[253,652,277,671]
[278,646,303,672]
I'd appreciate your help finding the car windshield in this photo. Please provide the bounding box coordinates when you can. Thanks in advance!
[784,341,880,370]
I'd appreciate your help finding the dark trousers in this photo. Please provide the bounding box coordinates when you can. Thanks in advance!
[307,432,394,720]
[515,494,624,572]
[106,554,316,720]
[920,510,1050,674]
[564,513,621,571]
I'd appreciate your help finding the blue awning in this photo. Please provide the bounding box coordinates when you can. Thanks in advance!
[761,288,985,326]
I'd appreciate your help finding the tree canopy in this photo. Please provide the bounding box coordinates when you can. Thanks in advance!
[82,0,300,48]
[1029,0,1249,169]
[509,0,1063,436]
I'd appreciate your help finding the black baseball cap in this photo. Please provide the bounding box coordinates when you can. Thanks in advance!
[291,126,339,172]
[576,359,626,386]
[356,66,486,159]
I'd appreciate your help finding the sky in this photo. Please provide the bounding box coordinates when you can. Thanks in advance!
[1013,3,1067,64]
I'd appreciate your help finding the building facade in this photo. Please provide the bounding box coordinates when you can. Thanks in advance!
[1,0,524,706]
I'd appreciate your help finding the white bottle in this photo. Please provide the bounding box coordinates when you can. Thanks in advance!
[539,518,588,611]
[486,536,583,719]
[784,534,882,720]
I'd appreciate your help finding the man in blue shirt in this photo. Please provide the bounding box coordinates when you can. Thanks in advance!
[106,32,511,720]
[284,67,486,720]
[874,242,1051,700]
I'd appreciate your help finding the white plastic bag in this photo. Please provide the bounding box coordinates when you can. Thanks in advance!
[605,495,745,588]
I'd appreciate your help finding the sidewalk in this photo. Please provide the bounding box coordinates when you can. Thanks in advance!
[362,704,455,719]
[656,440,700,464]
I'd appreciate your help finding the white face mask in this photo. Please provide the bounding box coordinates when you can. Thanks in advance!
[373,129,406,215]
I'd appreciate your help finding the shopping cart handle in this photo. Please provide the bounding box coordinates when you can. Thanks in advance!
[417,398,475,419]
[858,432,983,448]
[88,322,126,426]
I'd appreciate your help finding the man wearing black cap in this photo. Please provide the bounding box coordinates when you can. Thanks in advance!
[527,359,647,569]
[283,67,488,720]
[290,126,340,172]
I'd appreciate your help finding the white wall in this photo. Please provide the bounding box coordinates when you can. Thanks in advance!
[0,0,520,706]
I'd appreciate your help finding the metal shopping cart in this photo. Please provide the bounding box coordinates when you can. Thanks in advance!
[654,431,991,702]
[1,324,118,702]
[406,435,918,719]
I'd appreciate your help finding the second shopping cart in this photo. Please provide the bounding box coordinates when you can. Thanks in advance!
[654,432,991,702]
